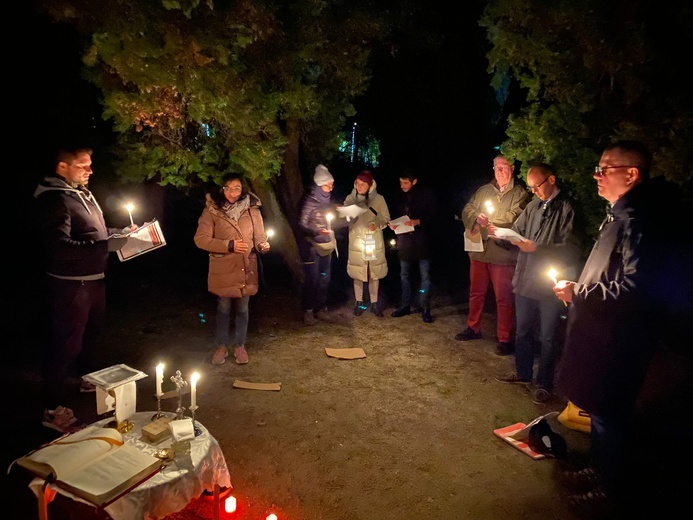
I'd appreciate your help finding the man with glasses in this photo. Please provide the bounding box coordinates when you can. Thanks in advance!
[456,154,531,354]
[552,140,688,514]
[494,163,583,404]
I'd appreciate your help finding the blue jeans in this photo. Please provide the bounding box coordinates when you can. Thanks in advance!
[399,259,431,309]
[216,295,249,346]
[302,248,332,311]
[514,294,564,390]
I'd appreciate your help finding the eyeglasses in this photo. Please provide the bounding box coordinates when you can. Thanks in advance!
[527,177,549,192]
[223,186,242,192]
[594,165,638,177]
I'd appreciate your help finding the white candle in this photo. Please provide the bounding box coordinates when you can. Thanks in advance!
[485,200,495,215]
[124,202,135,227]
[326,213,334,231]
[190,372,200,409]
[155,363,164,397]
[547,268,558,285]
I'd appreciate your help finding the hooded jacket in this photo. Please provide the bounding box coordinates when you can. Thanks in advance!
[298,183,338,261]
[194,192,267,298]
[343,179,390,281]
[34,175,114,279]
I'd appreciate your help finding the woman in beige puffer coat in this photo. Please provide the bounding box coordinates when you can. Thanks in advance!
[194,174,269,365]
[343,170,390,317]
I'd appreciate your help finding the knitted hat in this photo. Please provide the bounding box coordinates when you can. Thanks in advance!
[314,164,334,186]
[356,170,374,187]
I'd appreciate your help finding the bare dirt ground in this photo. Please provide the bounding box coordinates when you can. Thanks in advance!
[7,245,692,520]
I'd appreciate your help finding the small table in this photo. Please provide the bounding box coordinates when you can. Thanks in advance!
[29,411,232,520]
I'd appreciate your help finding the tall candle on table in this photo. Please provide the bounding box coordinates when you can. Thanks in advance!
[156,363,164,397]
[190,372,200,408]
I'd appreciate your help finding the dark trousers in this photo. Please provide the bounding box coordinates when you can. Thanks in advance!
[42,276,106,410]
[590,412,629,497]
[302,249,332,311]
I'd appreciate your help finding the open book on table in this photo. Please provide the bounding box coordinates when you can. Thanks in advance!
[16,426,161,507]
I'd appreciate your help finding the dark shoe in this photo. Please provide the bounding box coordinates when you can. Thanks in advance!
[532,387,552,404]
[560,467,599,493]
[454,327,482,341]
[353,301,367,316]
[391,305,411,318]
[370,303,384,317]
[495,341,515,356]
[566,487,614,517]
[422,308,433,323]
[495,372,530,384]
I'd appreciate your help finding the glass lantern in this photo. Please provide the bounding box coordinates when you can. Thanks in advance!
[362,233,376,260]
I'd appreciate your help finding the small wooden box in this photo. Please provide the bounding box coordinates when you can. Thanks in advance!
[141,417,173,443]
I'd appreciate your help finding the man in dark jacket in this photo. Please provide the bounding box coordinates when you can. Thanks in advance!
[34,146,135,433]
[388,169,436,323]
[494,163,583,404]
[552,140,684,514]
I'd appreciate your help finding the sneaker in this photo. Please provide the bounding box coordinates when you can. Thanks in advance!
[211,346,228,365]
[495,372,530,384]
[495,341,515,356]
[391,305,411,318]
[303,310,316,326]
[422,308,433,323]
[80,380,96,393]
[315,308,335,323]
[353,301,367,316]
[42,406,86,434]
[234,346,249,365]
[560,467,599,493]
[370,303,384,317]
[532,387,552,404]
[454,327,482,341]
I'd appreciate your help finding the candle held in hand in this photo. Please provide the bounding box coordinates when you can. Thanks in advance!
[124,202,135,227]
[190,372,200,409]
[266,228,275,240]
[326,213,334,231]
[155,363,164,397]
[547,268,568,306]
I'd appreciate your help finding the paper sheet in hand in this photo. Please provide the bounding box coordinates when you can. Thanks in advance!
[389,215,415,234]
[325,347,367,359]
[464,229,484,252]
[336,204,368,220]
[491,227,526,243]
[117,219,166,261]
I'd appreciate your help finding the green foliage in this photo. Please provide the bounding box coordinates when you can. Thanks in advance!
[481,0,693,236]
[38,0,394,188]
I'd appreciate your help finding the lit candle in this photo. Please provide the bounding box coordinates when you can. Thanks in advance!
[190,372,200,409]
[326,213,334,231]
[224,496,237,513]
[389,239,396,247]
[484,200,495,215]
[547,268,568,306]
[155,363,164,397]
[124,202,135,227]
[266,228,275,240]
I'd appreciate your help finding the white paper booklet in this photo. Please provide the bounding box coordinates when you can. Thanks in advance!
[491,227,526,243]
[83,364,148,391]
[389,215,415,234]
[117,219,166,261]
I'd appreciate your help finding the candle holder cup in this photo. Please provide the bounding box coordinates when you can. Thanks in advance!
[189,405,202,437]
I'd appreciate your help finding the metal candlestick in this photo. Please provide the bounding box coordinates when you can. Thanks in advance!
[171,370,188,420]
[151,394,164,421]
[189,405,202,437]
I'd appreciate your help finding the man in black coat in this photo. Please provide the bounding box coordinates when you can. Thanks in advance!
[388,169,435,323]
[552,140,687,514]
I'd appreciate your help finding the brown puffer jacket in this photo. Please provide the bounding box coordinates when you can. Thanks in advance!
[194,193,267,298]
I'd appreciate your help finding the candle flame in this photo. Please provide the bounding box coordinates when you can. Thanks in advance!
[266,228,275,238]
[124,202,134,212]
[390,239,396,247]
[485,200,494,215]
[191,372,200,384]
[547,268,558,284]
[326,213,334,222]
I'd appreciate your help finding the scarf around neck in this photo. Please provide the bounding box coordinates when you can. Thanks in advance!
[222,195,250,221]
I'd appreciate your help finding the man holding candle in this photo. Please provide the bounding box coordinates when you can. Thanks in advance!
[456,154,531,354]
[34,145,138,433]
[552,141,690,514]
[298,165,341,325]
[493,163,583,404]
[195,173,270,365]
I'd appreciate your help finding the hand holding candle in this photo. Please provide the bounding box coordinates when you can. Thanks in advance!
[190,372,200,409]
[548,268,568,306]
[156,363,164,397]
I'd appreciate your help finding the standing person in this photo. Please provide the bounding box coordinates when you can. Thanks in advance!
[494,163,583,404]
[552,141,684,514]
[34,146,136,433]
[456,154,531,354]
[194,173,270,366]
[343,170,390,317]
[298,165,339,325]
[388,169,435,323]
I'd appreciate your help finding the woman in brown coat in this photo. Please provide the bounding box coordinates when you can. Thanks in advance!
[194,174,270,365]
